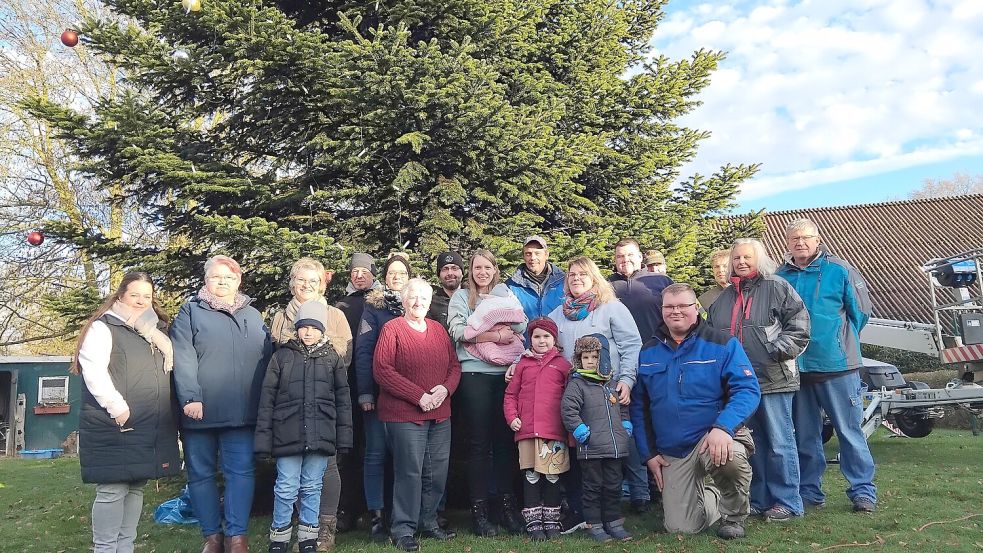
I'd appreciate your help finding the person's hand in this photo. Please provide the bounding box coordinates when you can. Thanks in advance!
[616,381,631,405]
[429,385,448,408]
[495,327,514,345]
[360,402,375,412]
[622,420,633,437]
[419,392,436,411]
[699,428,735,467]
[504,362,518,382]
[510,418,522,431]
[115,409,130,427]
[647,455,670,491]
[183,402,203,421]
[573,423,591,444]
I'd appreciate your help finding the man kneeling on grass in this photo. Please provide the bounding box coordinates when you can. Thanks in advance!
[630,283,761,539]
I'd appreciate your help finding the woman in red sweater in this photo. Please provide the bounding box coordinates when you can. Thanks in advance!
[373,278,462,552]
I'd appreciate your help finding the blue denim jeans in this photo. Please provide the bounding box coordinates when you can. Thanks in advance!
[362,410,388,510]
[622,437,651,501]
[747,392,803,514]
[182,427,256,537]
[273,454,329,528]
[793,371,877,505]
[385,420,451,538]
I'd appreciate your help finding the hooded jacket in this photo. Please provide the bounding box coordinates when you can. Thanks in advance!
[608,270,674,343]
[775,248,872,373]
[503,348,571,442]
[170,295,273,429]
[549,300,642,389]
[78,314,181,483]
[506,263,567,321]
[354,288,400,405]
[254,338,354,458]
[630,319,761,460]
[706,273,810,394]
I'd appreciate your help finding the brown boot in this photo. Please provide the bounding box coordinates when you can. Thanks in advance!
[202,533,224,553]
[316,515,337,551]
[224,534,249,553]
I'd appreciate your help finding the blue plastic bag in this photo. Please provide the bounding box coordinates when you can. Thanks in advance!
[154,485,199,525]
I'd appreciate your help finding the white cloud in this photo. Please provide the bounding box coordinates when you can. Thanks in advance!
[651,0,983,202]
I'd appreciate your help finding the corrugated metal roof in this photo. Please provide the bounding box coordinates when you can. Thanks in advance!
[719,193,983,325]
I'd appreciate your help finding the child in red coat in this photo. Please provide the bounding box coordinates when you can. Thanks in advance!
[503,317,572,541]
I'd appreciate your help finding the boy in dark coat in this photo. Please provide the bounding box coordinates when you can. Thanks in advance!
[561,334,633,542]
[255,302,354,553]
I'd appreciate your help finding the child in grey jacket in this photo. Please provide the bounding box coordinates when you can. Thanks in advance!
[561,334,633,542]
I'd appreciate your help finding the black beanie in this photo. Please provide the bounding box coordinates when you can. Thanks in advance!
[435,251,464,273]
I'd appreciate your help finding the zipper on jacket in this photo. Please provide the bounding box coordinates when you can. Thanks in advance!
[603,382,619,458]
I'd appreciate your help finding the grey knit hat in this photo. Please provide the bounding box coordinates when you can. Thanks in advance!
[348,253,377,276]
[294,301,328,333]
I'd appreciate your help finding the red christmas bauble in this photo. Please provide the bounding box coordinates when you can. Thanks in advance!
[27,230,44,246]
[61,30,79,47]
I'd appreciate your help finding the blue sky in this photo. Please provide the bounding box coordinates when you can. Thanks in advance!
[651,0,983,213]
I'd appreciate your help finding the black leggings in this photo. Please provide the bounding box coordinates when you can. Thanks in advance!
[581,458,622,524]
[457,372,517,502]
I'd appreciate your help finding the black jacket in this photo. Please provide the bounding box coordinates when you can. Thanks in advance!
[78,315,181,483]
[426,287,454,330]
[609,271,673,343]
[255,338,354,458]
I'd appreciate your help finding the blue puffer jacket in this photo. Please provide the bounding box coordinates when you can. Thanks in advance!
[630,320,761,460]
[170,296,274,430]
[506,263,566,321]
[775,249,872,373]
[354,289,400,405]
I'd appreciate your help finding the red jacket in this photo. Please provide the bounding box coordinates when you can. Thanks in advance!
[503,348,571,442]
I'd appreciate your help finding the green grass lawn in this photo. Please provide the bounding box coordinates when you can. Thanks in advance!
[2,429,982,552]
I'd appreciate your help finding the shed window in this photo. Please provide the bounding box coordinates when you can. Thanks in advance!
[38,377,69,404]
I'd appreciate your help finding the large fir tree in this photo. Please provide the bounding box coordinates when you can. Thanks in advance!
[27,0,761,316]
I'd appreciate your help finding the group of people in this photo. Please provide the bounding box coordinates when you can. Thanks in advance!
[71,217,877,553]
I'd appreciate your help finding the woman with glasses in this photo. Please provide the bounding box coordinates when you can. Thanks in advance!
[73,271,181,553]
[353,253,413,541]
[547,256,642,537]
[269,257,352,550]
[706,238,811,522]
[549,257,642,405]
[171,255,273,553]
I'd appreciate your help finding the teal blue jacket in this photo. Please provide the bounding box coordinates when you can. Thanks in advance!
[775,249,872,373]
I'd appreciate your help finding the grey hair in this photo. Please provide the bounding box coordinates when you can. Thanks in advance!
[203,254,242,277]
[730,238,778,276]
[403,277,433,297]
[785,218,820,238]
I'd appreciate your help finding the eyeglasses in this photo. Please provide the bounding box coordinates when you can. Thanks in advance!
[568,271,591,281]
[787,235,818,244]
[662,303,696,312]
[206,275,238,282]
[292,277,320,286]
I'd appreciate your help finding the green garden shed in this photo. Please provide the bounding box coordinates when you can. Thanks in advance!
[0,356,78,456]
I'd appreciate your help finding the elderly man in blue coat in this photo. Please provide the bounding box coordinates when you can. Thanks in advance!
[631,283,760,540]
[776,218,877,513]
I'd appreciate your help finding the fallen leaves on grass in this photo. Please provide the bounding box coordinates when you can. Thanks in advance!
[813,535,885,550]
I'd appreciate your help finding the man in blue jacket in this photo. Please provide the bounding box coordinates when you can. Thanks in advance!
[776,218,877,513]
[506,235,566,322]
[631,283,761,539]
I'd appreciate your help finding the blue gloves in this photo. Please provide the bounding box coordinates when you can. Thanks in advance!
[573,423,591,444]
[622,420,633,437]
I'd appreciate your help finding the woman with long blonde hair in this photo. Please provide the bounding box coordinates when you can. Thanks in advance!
[447,249,528,537]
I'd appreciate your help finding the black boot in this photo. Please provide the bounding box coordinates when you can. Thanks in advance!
[470,500,498,537]
[335,508,355,533]
[500,494,524,535]
[369,510,387,542]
